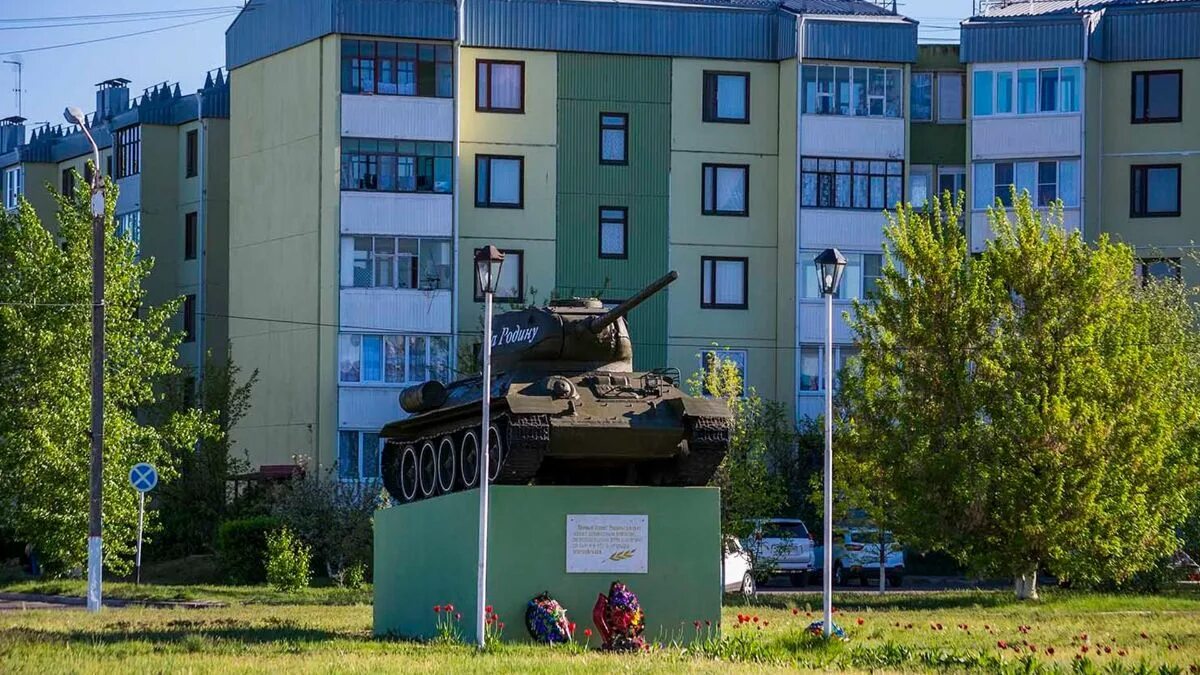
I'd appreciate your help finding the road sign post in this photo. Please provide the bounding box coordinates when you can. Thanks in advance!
[129,463,158,586]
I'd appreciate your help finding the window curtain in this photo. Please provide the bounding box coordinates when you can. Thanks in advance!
[491,63,522,109]
[973,163,994,210]
[714,260,744,304]
[715,167,745,212]
[490,158,520,204]
[361,336,383,382]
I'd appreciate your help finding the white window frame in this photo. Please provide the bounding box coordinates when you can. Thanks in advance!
[3,166,22,209]
[972,159,1079,211]
[342,235,453,290]
[971,63,1082,119]
[338,430,383,482]
[910,72,933,122]
[937,166,967,202]
[910,165,934,207]
[797,344,860,395]
[936,72,965,123]
[699,348,748,397]
[338,332,452,386]
[801,64,904,119]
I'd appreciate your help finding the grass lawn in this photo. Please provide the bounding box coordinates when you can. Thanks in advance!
[1,586,1198,673]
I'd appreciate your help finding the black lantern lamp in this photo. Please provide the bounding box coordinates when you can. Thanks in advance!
[474,245,505,297]
[814,248,847,298]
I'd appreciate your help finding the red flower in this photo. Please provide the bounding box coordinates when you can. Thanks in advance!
[445,604,454,612]
[433,605,441,613]
[694,620,701,629]
[763,621,769,627]
[1117,650,1126,657]
[584,628,592,637]
[705,620,711,627]
[569,622,576,633]
[498,622,505,630]
[1104,646,1112,654]
[997,640,1008,649]
[1140,632,1149,640]
[1047,647,1055,656]
[455,612,462,621]
[752,616,759,623]
[1080,645,1089,653]
[856,618,864,626]
[485,605,493,613]
[984,624,991,631]
[792,608,799,615]
[936,623,943,631]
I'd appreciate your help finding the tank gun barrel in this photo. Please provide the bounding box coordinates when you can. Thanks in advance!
[588,270,678,334]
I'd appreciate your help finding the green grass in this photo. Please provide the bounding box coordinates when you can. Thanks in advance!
[1,588,1198,673]
[0,579,371,606]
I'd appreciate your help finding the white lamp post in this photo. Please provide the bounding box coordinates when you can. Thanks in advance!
[473,245,505,649]
[64,106,105,614]
[814,248,846,638]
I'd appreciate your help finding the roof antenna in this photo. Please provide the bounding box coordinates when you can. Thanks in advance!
[2,57,21,118]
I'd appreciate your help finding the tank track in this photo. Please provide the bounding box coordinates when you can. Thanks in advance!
[660,414,733,486]
[381,412,550,505]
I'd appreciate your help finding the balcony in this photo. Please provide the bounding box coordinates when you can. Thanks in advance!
[339,288,452,333]
[339,387,407,430]
[798,209,890,251]
[800,115,905,159]
[796,301,857,343]
[972,115,1081,160]
[340,192,452,237]
[341,95,453,142]
[970,208,1080,252]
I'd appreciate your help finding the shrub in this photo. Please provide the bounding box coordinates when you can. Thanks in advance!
[265,526,311,592]
[216,515,281,584]
[344,561,366,590]
[271,470,383,584]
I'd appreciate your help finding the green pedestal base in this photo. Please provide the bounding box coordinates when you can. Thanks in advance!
[373,485,721,644]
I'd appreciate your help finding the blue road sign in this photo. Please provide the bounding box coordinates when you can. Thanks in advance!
[129,463,158,493]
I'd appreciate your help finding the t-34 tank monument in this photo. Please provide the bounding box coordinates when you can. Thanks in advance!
[374,271,729,644]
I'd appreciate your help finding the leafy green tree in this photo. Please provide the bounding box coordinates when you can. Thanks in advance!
[0,176,210,576]
[147,355,258,559]
[842,192,1200,599]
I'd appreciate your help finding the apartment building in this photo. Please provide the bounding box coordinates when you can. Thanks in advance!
[224,0,919,475]
[0,73,231,383]
[909,44,967,209]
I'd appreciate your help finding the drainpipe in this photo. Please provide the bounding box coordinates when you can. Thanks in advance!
[196,90,207,394]
[1080,13,1090,240]
[452,0,465,377]
[794,15,806,419]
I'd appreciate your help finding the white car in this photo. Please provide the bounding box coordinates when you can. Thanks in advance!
[722,536,755,595]
[814,527,906,587]
[743,518,816,587]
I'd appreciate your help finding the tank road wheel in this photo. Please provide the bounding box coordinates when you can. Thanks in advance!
[460,431,480,488]
[487,425,503,482]
[418,441,437,498]
[436,437,456,494]
[399,445,419,503]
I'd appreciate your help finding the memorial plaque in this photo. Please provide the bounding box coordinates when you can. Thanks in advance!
[566,514,648,574]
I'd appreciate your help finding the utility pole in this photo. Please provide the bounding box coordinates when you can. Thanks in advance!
[64,105,104,613]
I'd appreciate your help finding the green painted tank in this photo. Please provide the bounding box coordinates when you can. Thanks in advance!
[379,271,732,504]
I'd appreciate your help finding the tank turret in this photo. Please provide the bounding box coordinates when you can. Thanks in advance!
[380,271,731,504]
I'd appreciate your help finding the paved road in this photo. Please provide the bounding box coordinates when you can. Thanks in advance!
[755,575,1007,594]
[0,598,79,611]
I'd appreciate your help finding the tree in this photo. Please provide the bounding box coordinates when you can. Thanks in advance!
[147,355,258,559]
[0,176,210,576]
[842,192,1200,599]
[270,469,384,583]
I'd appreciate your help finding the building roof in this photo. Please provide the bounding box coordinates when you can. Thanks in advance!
[978,0,1192,18]
[226,0,916,69]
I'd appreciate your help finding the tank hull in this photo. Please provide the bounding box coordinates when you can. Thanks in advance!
[379,370,731,504]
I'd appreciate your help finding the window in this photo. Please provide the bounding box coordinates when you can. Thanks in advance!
[1136,258,1181,284]
[699,349,747,397]
[1130,165,1181,218]
[802,65,903,118]
[703,71,750,123]
[1132,71,1182,123]
[599,113,628,165]
[974,66,1080,116]
[700,256,748,309]
[474,248,524,302]
[798,344,860,393]
[938,73,964,122]
[800,251,883,300]
[61,168,75,195]
[344,236,452,290]
[185,212,197,260]
[476,60,524,112]
[115,211,141,246]
[910,165,932,207]
[182,294,196,343]
[973,160,1079,209]
[598,207,627,259]
[114,125,140,178]
[475,155,523,208]
[340,39,453,98]
[800,156,903,211]
[338,333,451,385]
[910,73,932,121]
[340,138,453,193]
[3,166,22,209]
[701,164,748,216]
[338,431,382,481]
[938,167,967,201]
[186,129,198,178]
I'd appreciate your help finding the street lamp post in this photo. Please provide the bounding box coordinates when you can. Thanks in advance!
[814,248,846,638]
[64,106,105,614]
[473,245,505,649]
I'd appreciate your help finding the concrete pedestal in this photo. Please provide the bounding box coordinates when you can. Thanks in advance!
[373,486,720,643]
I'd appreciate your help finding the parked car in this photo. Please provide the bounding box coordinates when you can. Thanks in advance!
[1171,550,1200,582]
[813,526,906,587]
[742,518,816,587]
[722,536,755,595]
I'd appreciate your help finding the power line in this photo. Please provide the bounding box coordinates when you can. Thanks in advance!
[0,8,239,32]
[0,6,242,24]
[6,12,239,56]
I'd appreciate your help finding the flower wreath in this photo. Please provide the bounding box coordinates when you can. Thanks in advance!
[525,592,573,644]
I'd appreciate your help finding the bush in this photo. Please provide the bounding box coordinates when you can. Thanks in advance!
[216,516,281,584]
[271,471,383,584]
[265,526,311,592]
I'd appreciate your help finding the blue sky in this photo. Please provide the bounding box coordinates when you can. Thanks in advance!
[1,0,975,130]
